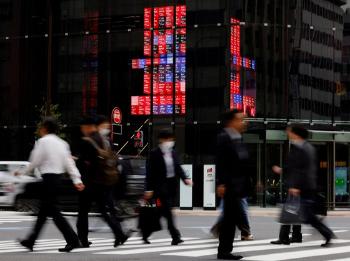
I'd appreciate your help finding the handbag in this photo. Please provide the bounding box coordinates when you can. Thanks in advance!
[138,199,162,238]
[279,194,306,224]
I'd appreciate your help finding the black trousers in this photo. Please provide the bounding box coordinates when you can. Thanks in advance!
[302,197,334,240]
[26,174,79,246]
[279,225,302,241]
[218,195,244,254]
[76,184,125,244]
[279,197,333,241]
[157,196,181,240]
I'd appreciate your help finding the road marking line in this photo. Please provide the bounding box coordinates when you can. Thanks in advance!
[246,242,350,261]
[162,239,350,257]
[36,237,199,254]
[96,243,218,255]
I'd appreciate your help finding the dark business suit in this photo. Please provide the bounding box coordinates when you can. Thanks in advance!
[146,147,188,240]
[76,132,125,246]
[279,142,333,242]
[216,129,251,255]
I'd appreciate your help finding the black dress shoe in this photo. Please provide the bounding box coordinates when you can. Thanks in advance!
[171,238,184,245]
[18,239,34,252]
[217,253,243,260]
[290,237,302,243]
[321,238,332,247]
[114,234,130,248]
[270,240,290,245]
[143,238,151,244]
[81,241,92,248]
[58,243,81,252]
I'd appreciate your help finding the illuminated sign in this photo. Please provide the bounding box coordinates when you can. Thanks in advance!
[230,18,257,117]
[82,11,99,114]
[131,5,186,115]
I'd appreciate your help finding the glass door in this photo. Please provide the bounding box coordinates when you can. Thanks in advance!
[334,142,350,208]
[311,142,332,210]
[264,141,288,206]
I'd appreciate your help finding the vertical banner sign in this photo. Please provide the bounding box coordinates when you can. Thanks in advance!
[180,165,192,209]
[111,107,122,124]
[203,165,216,209]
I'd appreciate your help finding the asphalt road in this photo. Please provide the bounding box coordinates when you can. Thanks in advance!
[0,211,350,261]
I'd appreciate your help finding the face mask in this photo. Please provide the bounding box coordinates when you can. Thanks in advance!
[160,141,175,151]
[99,128,111,136]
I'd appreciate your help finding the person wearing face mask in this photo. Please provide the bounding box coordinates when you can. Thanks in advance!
[76,115,129,249]
[144,129,192,245]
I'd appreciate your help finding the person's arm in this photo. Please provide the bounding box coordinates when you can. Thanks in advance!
[144,152,155,199]
[173,152,192,186]
[64,143,84,191]
[21,140,44,175]
[216,134,232,197]
[287,150,303,196]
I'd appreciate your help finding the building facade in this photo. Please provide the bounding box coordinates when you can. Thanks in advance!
[0,0,349,208]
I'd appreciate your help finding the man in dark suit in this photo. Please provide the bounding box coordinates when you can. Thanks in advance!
[216,110,251,260]
[271,125,334,247]
[144,129,192,245]
[76,116,128,248]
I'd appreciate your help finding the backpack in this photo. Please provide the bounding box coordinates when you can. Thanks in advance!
[83,137,119,186]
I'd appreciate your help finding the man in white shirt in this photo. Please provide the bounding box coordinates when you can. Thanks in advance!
[18,118,84,252]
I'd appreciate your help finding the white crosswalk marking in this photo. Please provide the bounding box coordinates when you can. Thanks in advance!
[246,244,350,261]
[0,216,35,224]
[161,239,350,257]
[36,237,197,254]
[0,230,348,260]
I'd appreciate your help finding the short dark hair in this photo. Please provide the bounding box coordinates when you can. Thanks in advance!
[41,117,58,134]
[80,115,96,126]
[221,109,243,127]
[158,129,175,140]
[289,125,309,140]
[96,115,109,126]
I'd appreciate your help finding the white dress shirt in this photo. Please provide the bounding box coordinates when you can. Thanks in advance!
[24,134,82,184]
[160,148,175,179]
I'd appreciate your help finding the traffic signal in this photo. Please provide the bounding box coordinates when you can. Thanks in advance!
[134,130,144,148]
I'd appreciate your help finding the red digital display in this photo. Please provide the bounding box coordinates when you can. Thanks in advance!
[230,18,257,117]
[131,5,186,116]
[82,11,99,114]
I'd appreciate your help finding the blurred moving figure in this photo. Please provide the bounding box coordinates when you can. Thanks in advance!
[211,198,254,240]
[144,129,192,245]
[271,125,335,247]
[76,116,128,248]
[216,110,251,260]
[18,118,84,252]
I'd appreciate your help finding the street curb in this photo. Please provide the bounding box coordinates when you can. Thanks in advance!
[174,208,350,217]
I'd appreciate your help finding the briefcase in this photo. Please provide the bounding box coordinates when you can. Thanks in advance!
[138,200,162,238]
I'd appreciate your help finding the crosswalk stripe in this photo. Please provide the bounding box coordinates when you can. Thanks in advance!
[35,237,198,254]
[328,258,350,261]
[96,242,218,255]
[246,243,350,261]
[161,239,350,257]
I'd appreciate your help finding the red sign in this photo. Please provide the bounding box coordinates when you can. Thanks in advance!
[112,107,122,124]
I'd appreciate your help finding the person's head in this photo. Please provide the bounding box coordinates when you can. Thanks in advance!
[39,117,58,137]
[96,115,111,136]
[158,129,175,151]
[80,116,97,137]
[221,109,247,133]
[287,125,309,141]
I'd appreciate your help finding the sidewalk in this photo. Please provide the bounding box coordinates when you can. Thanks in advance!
[174,207,350,217]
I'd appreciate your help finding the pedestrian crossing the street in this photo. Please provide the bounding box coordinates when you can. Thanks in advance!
[0,232,350,260]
